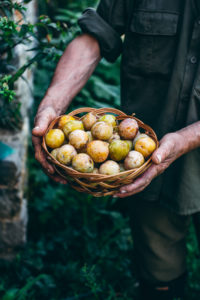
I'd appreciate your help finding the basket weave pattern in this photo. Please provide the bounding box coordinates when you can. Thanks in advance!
[42,107,159,197]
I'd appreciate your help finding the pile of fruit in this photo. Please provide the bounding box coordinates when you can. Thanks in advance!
[45,112,156,176]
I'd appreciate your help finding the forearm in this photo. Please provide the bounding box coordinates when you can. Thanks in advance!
[38,34,101,115]
[176,121,200,156]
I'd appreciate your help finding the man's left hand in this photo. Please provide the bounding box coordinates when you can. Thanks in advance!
[114,132,184,198]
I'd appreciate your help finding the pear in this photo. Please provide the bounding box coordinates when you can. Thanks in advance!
[72,153,94,173]
[124,151,145,170]
[87,140,109,163]
[51,148,60,160]
[45,129,65,149]
[109,140,130,161]
[58,115,75,129]
[134,136,156,158]
[99,160,120,175]
[69,129,88,150]
[98,114,117,127]
[119,118,139,140]
[91,121,113,140]
[57,144,77,165]
[82,112,97,130]
[63,120,84,137]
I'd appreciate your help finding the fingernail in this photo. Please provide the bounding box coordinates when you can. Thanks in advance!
[113,195,118,198]
[33,126,40,130]
[121,190,126,194]
[47,168,52,173]
[156,154,162,163]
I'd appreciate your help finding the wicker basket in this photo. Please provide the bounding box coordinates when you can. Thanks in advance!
[42,107,159,197]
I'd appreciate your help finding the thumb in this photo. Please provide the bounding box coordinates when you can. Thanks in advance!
[32,109,56,137]
[152,140,171,165]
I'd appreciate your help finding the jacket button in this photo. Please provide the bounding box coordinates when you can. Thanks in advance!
[191,56,197,64]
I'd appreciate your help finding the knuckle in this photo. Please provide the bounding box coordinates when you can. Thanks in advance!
[127,185,133,192]
[35,153,41,162]
[145,179,150,186]
[32,138,38,148]
[32,135,36,143]
[35,152,45,164]
[159,164,167,174]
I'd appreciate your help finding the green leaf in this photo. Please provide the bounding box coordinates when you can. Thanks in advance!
[2,289,19,300]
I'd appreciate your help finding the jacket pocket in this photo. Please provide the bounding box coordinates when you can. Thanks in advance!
[131,10,179,36]
[124,10,179,76]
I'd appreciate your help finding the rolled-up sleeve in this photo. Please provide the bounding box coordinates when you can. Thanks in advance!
[78,0,126,63]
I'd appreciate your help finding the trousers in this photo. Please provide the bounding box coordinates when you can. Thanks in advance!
[128,198,200,284]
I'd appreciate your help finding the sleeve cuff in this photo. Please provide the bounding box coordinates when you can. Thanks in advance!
[78,8,123,62]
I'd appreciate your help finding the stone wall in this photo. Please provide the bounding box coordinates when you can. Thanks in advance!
[0,0,37,260]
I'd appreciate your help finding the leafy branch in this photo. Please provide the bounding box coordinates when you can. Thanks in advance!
[0,0,77,130]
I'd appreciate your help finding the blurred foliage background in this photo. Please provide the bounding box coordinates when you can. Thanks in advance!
[0,0,200,299]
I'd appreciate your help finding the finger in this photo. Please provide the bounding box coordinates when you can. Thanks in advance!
[32,136,67,183]
[32,135,55,174]
[114,182,147,198]
[121,165,159,193]
[152,138,173,164]
[115,165,159,198]
[32,107,56,137]
[43,168,67,185]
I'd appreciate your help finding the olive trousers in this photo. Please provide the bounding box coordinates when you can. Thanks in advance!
[128,199,200,284]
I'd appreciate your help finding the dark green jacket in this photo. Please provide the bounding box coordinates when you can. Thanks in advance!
[78,0,200,215]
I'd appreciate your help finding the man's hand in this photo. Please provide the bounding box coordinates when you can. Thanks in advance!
[32,106,67,184]
[115,132,184,198]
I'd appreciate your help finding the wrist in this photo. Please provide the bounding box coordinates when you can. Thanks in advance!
[175,122,200,155]
[38,96,67,116]
[43,87,72,115]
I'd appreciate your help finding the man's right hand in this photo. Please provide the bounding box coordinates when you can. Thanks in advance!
[32,106,67,184]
